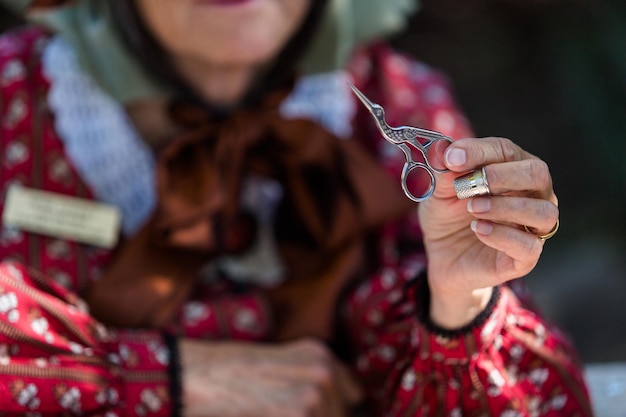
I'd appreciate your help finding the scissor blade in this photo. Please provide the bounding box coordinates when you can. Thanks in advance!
[347,82,378,113]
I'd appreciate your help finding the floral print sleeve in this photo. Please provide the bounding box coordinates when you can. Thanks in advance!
[172,286,273,342]
[0,261,173,416]
[343,268,593,416]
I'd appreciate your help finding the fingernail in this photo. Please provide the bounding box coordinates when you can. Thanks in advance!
[445,148,466,167]
[471,220,493,235]
[467,198,490,213]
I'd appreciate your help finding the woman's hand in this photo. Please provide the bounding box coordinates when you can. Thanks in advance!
[180,338,363,417]
[419,137,559,329]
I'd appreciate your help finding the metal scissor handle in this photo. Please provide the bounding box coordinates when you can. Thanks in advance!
[348,82,453,202]
[398,146,436,202]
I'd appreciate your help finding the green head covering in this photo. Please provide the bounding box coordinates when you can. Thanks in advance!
[3,0,419,103]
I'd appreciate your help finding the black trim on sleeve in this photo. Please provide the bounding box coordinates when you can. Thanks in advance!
[163,332,183,417]
[413,270,501,339]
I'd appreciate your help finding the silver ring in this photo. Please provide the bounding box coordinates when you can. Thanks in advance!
[454,166,491,199]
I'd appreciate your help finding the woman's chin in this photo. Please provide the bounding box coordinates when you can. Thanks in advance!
[196,41,282,69]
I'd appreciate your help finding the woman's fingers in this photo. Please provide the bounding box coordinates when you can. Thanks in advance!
[444,137,531,172]
[467,195,559,237]
[445,137,559,236]
[278,339,363,412]
[444,137,556,201]
[482,160,554,200]
[470,220,544,281]
[180,338,361,417]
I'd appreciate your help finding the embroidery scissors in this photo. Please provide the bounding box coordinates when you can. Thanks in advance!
[348,82,453,202]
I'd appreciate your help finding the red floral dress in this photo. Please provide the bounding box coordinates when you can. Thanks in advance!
[0,27,593,416]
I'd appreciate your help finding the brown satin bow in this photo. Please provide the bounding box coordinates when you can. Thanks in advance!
[153,92,365,255]
[86,90,415,340]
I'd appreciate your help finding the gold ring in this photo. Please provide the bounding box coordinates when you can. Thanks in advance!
[524,219,559,241]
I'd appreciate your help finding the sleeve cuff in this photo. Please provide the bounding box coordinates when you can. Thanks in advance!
[163,332,183,417]
[414,272,501,338]
[411,271,506,361]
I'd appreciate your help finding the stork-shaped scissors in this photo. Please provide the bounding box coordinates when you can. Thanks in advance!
[348,82,491,202]
[348,82,453,202]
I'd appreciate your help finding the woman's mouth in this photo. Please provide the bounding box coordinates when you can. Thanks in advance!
[196,0,257,6]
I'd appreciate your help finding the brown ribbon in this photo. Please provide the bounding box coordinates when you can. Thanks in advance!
[86,91,415,340]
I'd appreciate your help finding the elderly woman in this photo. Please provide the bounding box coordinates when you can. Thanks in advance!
[0,0,591,416]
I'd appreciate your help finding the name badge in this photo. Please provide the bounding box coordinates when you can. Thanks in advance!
[2,185,121,249]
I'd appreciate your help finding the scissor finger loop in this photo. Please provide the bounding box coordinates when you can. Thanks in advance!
[396,144,435,202]
[401,162,436,202]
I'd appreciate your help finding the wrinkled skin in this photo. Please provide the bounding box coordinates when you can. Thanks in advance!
[180,338,363,417]
[420,137,558,328]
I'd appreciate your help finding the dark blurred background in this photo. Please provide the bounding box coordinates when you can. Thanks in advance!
[1,0,624,363]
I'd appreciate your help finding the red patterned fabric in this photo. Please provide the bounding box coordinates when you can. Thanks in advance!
[0,27,593,416]
[0,262,172,416]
